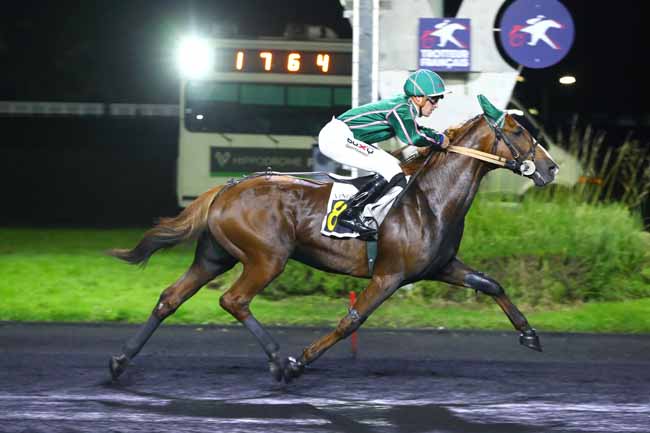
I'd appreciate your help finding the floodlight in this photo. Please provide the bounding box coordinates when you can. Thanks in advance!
[559,75,576,85]
[176,36,213,79]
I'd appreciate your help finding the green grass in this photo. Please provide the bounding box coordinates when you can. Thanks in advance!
[370,297,650,333]
[264,195,650,304]
[416,196,650,304]
[0,228,196,323]
[1,221,650,332]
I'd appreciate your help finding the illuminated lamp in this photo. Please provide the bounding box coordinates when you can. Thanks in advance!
[558,75,576,85]
[176,36,213,79]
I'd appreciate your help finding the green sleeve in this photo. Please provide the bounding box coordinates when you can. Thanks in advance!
[387,103,444,148]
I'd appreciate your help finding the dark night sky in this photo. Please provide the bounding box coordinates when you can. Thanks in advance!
[0,0,647,137]
[0,0,352,103]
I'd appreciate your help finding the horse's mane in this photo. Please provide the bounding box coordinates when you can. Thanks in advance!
[393,114,483,175]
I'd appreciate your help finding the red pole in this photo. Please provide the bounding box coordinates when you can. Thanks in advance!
[349,291,358,358]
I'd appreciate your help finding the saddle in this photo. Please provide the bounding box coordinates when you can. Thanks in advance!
[320,173,405,240]
[326,173,377,190]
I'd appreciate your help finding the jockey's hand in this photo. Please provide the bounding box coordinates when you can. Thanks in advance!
[439,134,450,150]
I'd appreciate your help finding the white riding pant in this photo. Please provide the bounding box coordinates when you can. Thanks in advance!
[318,117,403,181]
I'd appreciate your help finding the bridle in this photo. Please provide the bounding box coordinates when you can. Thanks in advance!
[447,115,538,176]
[393,115,539,208]
[487,116,537,175]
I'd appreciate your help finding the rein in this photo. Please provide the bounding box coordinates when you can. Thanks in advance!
[392,116,537,208]
[392,146,437,208]
[447,145,513,167]
[447,116,538,176]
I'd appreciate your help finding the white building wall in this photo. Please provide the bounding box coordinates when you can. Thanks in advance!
[344,0,578,190]
[376,0,519,131]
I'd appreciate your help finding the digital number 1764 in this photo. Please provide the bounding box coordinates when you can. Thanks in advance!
[235,51,330,73]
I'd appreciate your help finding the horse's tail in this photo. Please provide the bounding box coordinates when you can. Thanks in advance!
[108,185,224,265]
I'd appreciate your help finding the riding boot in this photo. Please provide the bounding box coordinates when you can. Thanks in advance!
[337,174,389,237]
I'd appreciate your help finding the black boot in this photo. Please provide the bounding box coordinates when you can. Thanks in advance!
[337,174,389,238]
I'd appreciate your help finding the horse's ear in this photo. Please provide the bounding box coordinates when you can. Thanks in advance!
[477,94,505,127]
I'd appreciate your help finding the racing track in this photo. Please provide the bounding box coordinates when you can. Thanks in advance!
[1,323,649,433]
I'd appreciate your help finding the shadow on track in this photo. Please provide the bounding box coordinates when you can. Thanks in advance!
[98,386,535,433]
[98,361,538,433]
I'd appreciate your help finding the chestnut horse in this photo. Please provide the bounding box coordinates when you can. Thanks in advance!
[108,104,558,383]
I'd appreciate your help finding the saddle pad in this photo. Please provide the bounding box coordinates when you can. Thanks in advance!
[320,180,405,239]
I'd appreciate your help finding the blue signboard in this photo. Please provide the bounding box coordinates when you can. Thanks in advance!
[499,0,574,68]
[419,18,471,72]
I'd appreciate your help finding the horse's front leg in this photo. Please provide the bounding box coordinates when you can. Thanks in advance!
[283,273,403,382]
[435,257,542,352]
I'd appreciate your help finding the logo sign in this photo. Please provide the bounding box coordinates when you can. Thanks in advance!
[346,137,375,155]
[210,147,312,176]
[419,18,471,72]
[499,0,574,68]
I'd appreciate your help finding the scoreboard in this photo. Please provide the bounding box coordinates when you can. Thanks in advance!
[207,37,352,76]
[215,48,352,75]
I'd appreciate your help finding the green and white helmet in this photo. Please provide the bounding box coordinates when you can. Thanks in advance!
[403,69,451,97]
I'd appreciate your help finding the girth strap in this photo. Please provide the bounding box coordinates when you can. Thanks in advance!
[367,240,377,274]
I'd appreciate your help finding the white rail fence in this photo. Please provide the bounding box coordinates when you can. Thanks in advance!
[0,101,178,117]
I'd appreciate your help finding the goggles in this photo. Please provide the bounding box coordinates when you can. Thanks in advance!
[426,95,444,104]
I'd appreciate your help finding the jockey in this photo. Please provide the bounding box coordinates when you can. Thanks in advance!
[318,69,451,238]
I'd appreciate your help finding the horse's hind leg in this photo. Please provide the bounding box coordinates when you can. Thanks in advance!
[218,255,288,382]
[435,257,542,351]
[109,233,237,379]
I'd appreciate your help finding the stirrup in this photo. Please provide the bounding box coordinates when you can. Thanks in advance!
[337,208,377,237]
[345,175,388,209]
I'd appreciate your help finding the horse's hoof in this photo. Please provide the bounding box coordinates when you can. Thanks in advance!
[282,356,305,384]
[520,329,543,352]
[109,354,129,380]
[268,356,284,382]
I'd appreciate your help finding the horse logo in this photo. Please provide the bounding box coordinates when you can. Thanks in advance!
[213,151,232,167]
[429,19,468,48]
[509,15,564,49]
[419,17,471,71]
[499,0,573,68]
